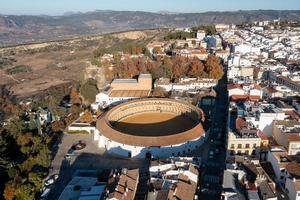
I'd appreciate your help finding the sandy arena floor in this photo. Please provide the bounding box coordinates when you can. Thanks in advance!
[112,112,196,136]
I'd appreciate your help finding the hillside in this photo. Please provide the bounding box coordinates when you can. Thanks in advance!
[0,10,300,46]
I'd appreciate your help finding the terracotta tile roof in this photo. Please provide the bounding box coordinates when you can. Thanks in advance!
[288,134,300,142]
[173,181,196,200]
[236,117,247,131]
[178,174,190,183]
[108,169,139,200]
[253,84,262,90]
[295,180,300,191]
[248,182,257,191]
[109,90,150,97]
[188,164,199,176]
[286,161,300,179]
[228,83,242,90]
[264,87,278,94]
[230,94,261,102]
[275,120,300,127]
[258,130,269,140]
[249,95,260,101]
[285,110,300,121]
[231,94,248,101]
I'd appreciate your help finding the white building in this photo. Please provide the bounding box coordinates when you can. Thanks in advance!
[154,77,217,92]
[92,74,152,110]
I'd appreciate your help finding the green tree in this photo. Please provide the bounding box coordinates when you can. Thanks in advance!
[15,183,35,200]
[28,173,43,191]
[80,79,99,103]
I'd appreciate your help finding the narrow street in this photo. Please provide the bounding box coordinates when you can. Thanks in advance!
[199,65,229,199]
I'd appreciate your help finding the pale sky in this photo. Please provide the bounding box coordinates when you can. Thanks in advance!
[1,0,300,16]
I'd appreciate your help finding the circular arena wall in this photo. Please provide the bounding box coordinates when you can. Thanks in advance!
[95,98,206,158]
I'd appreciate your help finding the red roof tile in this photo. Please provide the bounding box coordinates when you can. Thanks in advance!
[258,130,268,140]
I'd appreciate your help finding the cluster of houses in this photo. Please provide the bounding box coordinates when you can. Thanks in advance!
[60,21,300,200]
[57,157,201,200]
[222,20,300,200]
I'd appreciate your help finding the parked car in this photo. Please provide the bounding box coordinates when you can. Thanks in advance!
[40,188,51,199]
[209,150,214,159]
[64,148,75,159]
[71,140,86,150]
[44,174,59,186]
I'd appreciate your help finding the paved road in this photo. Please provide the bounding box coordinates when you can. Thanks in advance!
[46,133,149,200]
[199,66,229,199]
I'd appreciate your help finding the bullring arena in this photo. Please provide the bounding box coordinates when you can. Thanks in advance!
[94,98,206,158]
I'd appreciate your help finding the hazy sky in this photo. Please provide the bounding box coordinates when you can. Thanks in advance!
[1,0,300,15]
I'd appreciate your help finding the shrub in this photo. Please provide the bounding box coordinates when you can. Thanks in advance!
[6,65,32,75]
[67,130,90,135]
[80,79,99,103]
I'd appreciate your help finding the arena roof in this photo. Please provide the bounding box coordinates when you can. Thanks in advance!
[109,90,150,97]
[97,98,205,147]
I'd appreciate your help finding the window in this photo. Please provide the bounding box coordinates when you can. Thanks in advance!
[245,150,249,155]
[253,143,257,148]
[245,144,250,148]
[238,144,242,148]
[231,144,235,148]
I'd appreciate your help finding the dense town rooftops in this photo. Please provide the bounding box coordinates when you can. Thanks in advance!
[286,161,300,179]
[107,168,139,200]
[258,181,277,199]
[275,120,300,134]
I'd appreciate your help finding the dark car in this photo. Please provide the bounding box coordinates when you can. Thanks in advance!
[71,140,86,150]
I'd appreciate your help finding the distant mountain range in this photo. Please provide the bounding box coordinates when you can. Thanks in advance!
[0,10,300,47]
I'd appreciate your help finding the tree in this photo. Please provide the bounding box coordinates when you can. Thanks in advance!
[152,87,169,98]
[5,117,26,138]
[70,87,81,104]
[51,120,65,133]
[28,173,42,191]
[15,183,34,200]
[80,111,94,123]
[188,57,205,78]
[153,47,162,54]
[3,181,16,200]
[205,55,224,79]
[80,79,99,103]
[172,56,189,79]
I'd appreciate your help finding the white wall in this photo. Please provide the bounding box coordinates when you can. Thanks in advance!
[259,113,286,136]
[286,178,300,200]
[267,151,287,184]
[95,132,205,158]
[228,88,245,97]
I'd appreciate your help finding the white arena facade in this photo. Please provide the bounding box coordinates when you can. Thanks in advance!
[94,98,206,158]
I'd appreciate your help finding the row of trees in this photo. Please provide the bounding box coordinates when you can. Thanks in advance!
[164,25,217,41]
[105,55,224,81]
[0,84,84,200]
[1,114,52,200]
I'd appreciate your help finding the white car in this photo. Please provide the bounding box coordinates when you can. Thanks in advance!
[44,174,59,186]
[209,150,214,159]
[40,188,51,199]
